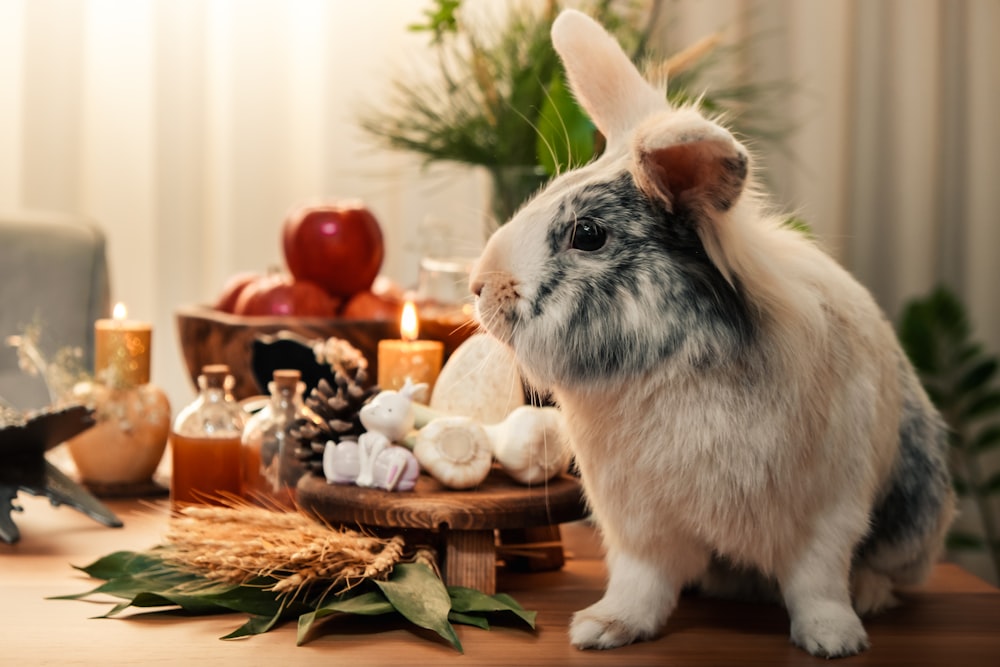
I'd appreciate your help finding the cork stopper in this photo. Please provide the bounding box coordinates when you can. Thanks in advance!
[273,369,301,389]
[200,364,231,389]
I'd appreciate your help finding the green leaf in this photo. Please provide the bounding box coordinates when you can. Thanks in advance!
[924,384,948,409]
[782,216,813,238]
[124,590,230,615]
[958,358,999,393]
[52,572,198,602]
[95,574,178,598]
[493,592,532,613]
[83,589,230,618]
[97,600,134,618]
[408,0,461,39]
[899,301,940,374]
[971,424,1000,452]
[222,602,291,641]
[535,73,595,176]
[927,286,970,342]
[183,580,292,616]
[958,341,986,366]
[947,531,986,551]
[449,611,490,629]
[375,563,462,652]
[449,587,537,628]
[952,474,969,496]
[48,585,113,602]
[962,391,1000,420]
[222,615,279,640]
[296,590,396,646]
[981,471,1000,494]
[74,551,165,580]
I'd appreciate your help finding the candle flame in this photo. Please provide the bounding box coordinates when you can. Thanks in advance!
[112,302,127,320]
[400,301,419,341]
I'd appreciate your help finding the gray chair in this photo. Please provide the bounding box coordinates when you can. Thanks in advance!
[0,211,111,410]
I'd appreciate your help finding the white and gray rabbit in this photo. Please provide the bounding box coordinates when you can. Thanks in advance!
[470,9,955,659]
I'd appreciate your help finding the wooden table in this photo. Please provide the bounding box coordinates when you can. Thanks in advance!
[2,493,999,666]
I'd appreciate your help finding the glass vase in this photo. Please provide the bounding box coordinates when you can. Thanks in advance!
[486,165,550,232]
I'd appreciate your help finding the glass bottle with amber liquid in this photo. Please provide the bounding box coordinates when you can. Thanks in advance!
[170,364,246,507]
[240,369,320,509]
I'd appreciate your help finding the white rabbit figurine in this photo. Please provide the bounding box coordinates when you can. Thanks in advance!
[323,380,422,492]
[470,10,955,659]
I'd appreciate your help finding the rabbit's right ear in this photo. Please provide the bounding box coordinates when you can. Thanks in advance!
[632,112,749,217]
[551,10,666,149]
[630,110,751,288]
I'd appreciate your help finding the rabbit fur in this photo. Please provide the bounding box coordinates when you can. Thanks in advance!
[470,9,955,659]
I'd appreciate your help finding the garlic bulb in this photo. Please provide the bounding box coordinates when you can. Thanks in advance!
[485,406,570,485]
[412,416,493,490]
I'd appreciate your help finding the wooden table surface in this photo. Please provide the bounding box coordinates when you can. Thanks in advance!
[2,493,999,666]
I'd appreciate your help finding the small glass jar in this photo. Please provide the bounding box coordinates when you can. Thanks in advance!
[416,254,477,352]
[169,364,245,507]
[240,369,321,508]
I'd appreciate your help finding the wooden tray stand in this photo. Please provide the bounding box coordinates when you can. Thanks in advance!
[296,471,586,594]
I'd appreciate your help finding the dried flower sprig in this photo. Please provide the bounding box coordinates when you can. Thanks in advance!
[4,322,87,407]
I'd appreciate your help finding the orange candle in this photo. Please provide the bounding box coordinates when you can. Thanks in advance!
[377,301,444,394]
[94,302,152,388]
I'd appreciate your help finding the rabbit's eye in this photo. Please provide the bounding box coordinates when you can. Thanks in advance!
[570,220,606,251]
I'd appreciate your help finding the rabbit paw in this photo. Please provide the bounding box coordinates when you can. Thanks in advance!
[569,601,658,650]
[852,567,899,616]
[790,600,870,658]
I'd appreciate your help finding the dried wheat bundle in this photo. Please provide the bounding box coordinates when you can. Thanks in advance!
[160,505,407,598]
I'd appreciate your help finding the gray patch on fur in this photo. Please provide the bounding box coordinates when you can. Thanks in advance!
[523,173,757,384]
[855,362,954,583]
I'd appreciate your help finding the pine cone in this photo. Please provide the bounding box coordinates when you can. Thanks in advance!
[290,360,379,476]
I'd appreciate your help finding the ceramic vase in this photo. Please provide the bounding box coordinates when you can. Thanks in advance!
[65,381,171,490]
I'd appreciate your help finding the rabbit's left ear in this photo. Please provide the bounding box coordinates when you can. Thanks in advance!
[552,10,666,149]
[632,111,749,217]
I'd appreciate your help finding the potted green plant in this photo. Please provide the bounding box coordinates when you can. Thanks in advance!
[899,286,1000,583]
[359,0,776,229]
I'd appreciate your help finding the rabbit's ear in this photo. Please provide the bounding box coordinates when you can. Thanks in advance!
[551,10,666,147]
[632,111,750,287]
[632,111,749,217]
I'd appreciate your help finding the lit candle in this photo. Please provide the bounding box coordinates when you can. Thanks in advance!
[377,301,444,394]
[94,302,152,388]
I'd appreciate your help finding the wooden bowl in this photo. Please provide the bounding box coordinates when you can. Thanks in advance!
[174,305,396,399]
[174,305,475,400]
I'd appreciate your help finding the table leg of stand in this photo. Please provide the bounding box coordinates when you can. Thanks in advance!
[443,529,496,594]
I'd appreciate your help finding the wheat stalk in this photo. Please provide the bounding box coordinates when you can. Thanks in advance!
[161,505,410,600]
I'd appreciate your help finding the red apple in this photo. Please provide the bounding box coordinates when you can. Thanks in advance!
[340,289,403,321]
[282,201,384,299]
[213,271,260,313]
[371,274,406,301]
[233,273,340,317]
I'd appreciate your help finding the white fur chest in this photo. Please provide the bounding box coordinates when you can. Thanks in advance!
[556,365,871,574]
